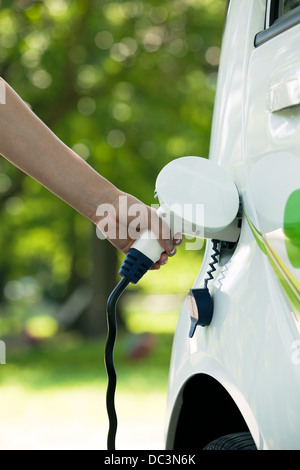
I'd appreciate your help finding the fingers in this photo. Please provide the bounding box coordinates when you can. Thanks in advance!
[174,233,183,246]
[158,229,182,254]
[164,239,174,253]
[151,261,162,270]
[150,233,183,270]
[162,233,182,256]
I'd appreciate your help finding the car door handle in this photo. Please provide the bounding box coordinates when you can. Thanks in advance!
[268,77,300,112]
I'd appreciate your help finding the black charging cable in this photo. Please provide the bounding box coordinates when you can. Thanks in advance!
[104,247,155,450]
[105,277,130,450]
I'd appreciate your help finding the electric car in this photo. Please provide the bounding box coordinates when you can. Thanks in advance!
[164,0,300,450]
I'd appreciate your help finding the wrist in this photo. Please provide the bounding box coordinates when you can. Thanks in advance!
[89,182,123,226]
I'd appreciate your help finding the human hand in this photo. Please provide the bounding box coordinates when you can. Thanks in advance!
[95,190,182,269]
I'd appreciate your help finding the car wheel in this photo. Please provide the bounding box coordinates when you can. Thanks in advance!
[203,432,256,450]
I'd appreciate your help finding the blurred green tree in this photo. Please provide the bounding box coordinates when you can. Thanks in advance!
[0,0,226,337]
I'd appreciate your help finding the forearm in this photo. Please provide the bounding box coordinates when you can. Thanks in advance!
[0,78,119,223]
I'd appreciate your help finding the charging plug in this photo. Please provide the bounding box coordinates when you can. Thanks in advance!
[119,230,165,283]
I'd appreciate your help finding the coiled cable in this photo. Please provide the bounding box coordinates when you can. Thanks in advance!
[204,239,220,288]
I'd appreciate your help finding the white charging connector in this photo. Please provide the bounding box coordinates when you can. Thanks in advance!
[119,156,240,283]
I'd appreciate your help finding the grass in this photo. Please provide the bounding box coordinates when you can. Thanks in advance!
[0,244,205,449]
[2,330,174,392]
[0,329,175,449]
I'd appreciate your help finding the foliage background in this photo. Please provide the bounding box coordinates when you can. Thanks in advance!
[0,0,226,449]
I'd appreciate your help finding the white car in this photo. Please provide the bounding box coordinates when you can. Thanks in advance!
[164,0,300,450]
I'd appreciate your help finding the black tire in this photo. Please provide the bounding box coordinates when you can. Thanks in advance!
[203,432,257,450]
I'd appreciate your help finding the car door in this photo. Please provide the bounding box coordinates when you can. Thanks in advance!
[245,0,300,332]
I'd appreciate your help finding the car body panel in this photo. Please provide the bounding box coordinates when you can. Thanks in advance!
[165,0,300,450]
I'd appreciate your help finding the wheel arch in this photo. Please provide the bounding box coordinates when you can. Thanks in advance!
[166,373,254,450]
